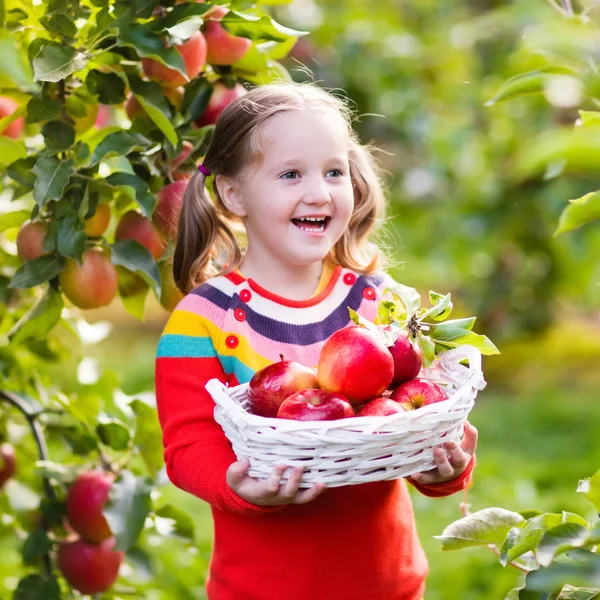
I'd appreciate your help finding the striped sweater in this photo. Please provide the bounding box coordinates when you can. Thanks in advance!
[155,263,475,600]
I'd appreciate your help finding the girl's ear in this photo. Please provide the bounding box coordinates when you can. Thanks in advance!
[215,175,247,217]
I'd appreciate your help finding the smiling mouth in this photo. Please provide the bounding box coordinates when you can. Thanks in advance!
[291,216,331,232]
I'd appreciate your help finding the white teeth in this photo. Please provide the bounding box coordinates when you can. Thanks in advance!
[297,217,325,222]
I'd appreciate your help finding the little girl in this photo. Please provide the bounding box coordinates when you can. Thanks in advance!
[155,83,478,600]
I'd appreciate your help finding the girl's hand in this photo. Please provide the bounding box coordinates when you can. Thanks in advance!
[226,458,326,506]
[410,422,478,485]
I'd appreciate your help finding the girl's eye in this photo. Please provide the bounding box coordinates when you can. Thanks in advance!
[280,171,300,180]
[326,169,343,177]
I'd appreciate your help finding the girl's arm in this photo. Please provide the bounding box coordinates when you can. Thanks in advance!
[155,323,285,516]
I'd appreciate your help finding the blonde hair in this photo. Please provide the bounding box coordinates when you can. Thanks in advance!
[173,82,388,294]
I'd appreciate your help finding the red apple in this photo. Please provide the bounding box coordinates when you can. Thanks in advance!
[194,80,246,127]
[115,210,165,260]
[0,96,24,139]
[57,536,123,595]
[248,355,319,418]
[0,443,16,488]
[142,32,207,88]
[16,221,48,261]
[66,471,113,543]
[204,13,251,66]
[389,378,447,410]
[95,104,111,128]
[83,204,111,237]
[356,397,408,417]
[317,326,394,404]
[59,249,119,309]
[277,389,354,421]
[153,181,187,240]
[169,141,195,180]
[388,331,422,386]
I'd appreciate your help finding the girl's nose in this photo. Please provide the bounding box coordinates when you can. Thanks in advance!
[302,179,332,205]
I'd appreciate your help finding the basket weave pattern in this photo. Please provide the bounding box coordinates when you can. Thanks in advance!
[207,345,486,488]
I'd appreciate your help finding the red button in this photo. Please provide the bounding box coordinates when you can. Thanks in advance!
[343,273,356,285]
[225,335,239,349]
[362,286,376,300]
[240,289,252,302]
[234,308,246,321]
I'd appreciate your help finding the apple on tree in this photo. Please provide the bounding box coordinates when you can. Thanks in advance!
[195,80,246,127]
[65,470,114,543]
[58,536,123,595]
[0,443,16,489]
[389,378,447,410]
[317,325,394,404]
[203,10,252,65]
[115,210,165,260]
[277,389,355,421]
[248,355,319,417]
[16,221,48,261]
[83,204,111,237]
[153,180,188,241]
[0,96,24,139]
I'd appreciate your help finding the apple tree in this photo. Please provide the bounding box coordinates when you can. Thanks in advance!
[436,2,600,597]
[0,0,304,597]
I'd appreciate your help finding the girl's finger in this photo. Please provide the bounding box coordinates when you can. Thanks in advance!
[444,441,469,469]
[280,466,304,499]
[226,457,250,488]
[294,482,326,504]
[461,422,478,454]
[264,464,288,495]
[433,447,454,479]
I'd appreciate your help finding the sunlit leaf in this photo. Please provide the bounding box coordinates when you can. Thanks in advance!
[555,191,600,236]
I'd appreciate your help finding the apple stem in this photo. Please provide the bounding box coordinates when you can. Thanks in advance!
[279,353,285,362]
[0,388,56,577]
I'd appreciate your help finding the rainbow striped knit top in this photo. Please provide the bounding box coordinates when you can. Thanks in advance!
[154,263,474,600]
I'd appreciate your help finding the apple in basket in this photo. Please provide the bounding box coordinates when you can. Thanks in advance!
[389,378,447,410]
[248,355,319,417]
[277,389,355,421]
[356,397,408,417]
[317,326,394,404]
[388,331,423,387]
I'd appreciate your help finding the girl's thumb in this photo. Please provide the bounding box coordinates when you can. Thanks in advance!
[226,457,250,486]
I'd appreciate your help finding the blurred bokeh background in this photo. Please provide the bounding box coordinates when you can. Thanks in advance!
[3,0,600,598]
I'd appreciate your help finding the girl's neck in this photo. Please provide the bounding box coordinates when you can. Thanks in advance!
[238,255,325,301]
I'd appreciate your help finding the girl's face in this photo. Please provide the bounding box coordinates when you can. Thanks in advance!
[229,109,355,272]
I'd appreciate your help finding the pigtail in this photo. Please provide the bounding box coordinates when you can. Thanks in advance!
[331,140,387,274]
[173,171,242,294]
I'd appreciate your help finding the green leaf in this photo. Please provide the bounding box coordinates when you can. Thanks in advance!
[105,172,156,218]
[434,507,524,551]
[40,12,77,40]
[111,240,161,296]
[485,67,576,106]
[418,334,436,368]
[384,283,421,318]
[555,191,600,236]
[0,136,26,167]
[151,2,212,30]
[105,470,152,551]
[431,325,500,355]
[86,70,126,105]
[32,42,87,82]
[90,130,149,166]
[120,286,149,320]
[524,550,600,592]
[22,530,52,564]
[377,300,398,325]
[500,513,563,565]
[222,11,308,43]
[33,157,74,209]
[41,120,76,151]
[53,214,86,261]
[60,426,99,456]
[154,504,195,540]
[96,417,131,451]
[127,75,178,145]
[131,399,164,477]
[577,469,600,512]
[420,291,453,321]
[8,287,63,343]
[0,209,29,232]
[34,460,80,483]
[436,317,477,331]
[537,523,591,567]
[26,96,61,123]
[118,23,186,74]
[578,111,600,127]
[0,31,39,93]
[9,255,66,289]
[7,157,36,189]
[13,574,60,600]
[181,77,213,123]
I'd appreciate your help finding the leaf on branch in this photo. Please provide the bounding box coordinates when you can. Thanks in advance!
[537,523,592,567]
[154,504,195,540]
[523,551,600,594]
[555,191,600,236]
[41,120,76,151]
[0,31,39,93]
[434,507,524,550]
[105,470,152,552]
[96,417,132,451]
[105,172,156,217]
[384,283,420,318]
[131,399,164,477]
[33,157,75,209]
[13,574,60,600]
[111,239,161,296]
[222,11,309,43]
[9,255,66,289]
[420,291,453,321]
[577,468,600,512]
[32,42,87,82]
[86,70,127,105]
[26,96,61,123]
[90,130,149,166]
[8,286,63,343]
[431,324,500,355]
[0,136,26,168]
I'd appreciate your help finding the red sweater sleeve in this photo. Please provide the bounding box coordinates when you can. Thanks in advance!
[155,353,283,515]
[406,455,476,498]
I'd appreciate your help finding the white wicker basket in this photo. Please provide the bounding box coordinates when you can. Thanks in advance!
[207,345,486,488]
